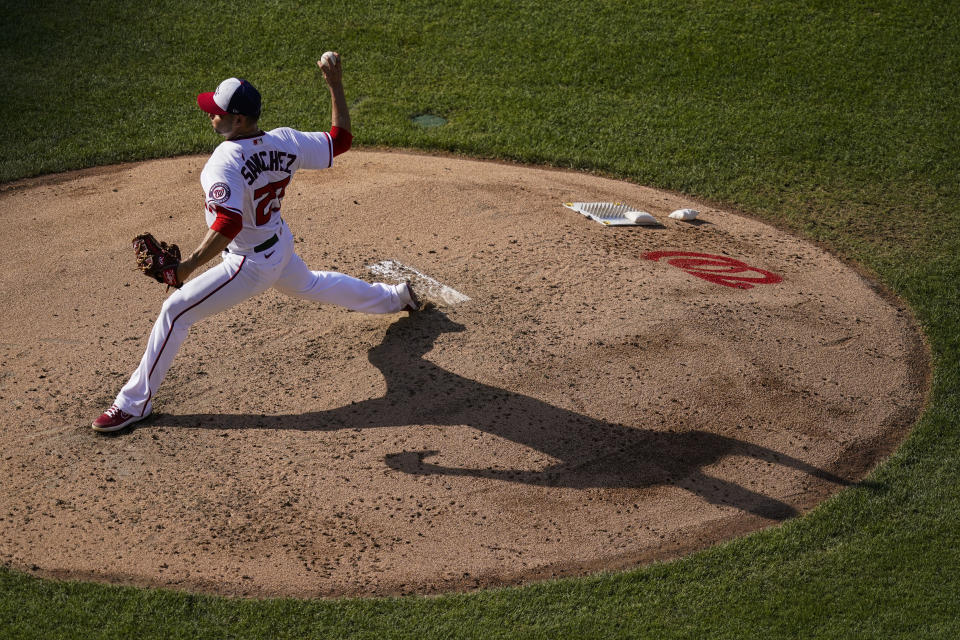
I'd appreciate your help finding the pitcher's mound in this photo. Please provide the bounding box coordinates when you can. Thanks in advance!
[0,150,927,598]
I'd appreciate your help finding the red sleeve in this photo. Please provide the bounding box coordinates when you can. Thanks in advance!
[210,204,243,239]
[330,126,353,157]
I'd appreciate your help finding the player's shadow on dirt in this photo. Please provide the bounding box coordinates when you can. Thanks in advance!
[164,309,850,521]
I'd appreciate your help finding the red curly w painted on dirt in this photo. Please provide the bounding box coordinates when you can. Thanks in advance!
[643,251,782,289]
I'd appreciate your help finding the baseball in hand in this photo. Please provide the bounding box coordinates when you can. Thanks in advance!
[320,51,339,69]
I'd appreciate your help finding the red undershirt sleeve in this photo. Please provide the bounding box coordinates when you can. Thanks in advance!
[330,126,353,156]
[209,204,243,239]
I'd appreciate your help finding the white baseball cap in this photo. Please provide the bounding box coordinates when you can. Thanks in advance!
[197,77,261,118]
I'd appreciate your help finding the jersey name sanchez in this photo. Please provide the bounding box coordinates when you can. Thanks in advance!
[200,127,334,253]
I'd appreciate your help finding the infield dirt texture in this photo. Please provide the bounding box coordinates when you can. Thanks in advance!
[0,150,927,597]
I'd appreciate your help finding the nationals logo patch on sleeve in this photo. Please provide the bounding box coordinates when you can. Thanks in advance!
[207,182,231,203]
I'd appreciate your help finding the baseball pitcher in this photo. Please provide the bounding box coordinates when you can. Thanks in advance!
[93,53,423,432]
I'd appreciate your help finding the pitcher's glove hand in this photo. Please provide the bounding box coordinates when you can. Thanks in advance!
[133,233,182,289]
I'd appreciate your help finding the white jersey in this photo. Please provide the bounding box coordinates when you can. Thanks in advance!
[199,127,334,254]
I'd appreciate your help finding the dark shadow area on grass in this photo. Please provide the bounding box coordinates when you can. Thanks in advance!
[145,309,850,521]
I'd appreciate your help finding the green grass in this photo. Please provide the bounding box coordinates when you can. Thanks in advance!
[2,0,958,637]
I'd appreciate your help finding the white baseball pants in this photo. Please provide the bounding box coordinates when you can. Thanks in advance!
[114,226,408,417]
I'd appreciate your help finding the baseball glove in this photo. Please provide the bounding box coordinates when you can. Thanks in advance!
[133,233,182,289]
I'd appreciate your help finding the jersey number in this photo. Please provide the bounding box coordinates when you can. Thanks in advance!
[253,176,291,226]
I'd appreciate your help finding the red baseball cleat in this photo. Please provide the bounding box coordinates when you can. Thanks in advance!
[402,280,430,312]
[91,405,148,433]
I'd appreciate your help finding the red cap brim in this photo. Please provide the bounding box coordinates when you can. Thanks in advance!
[197,91,228,115]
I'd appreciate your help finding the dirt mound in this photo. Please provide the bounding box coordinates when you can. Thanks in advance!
[0,151,927,597]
